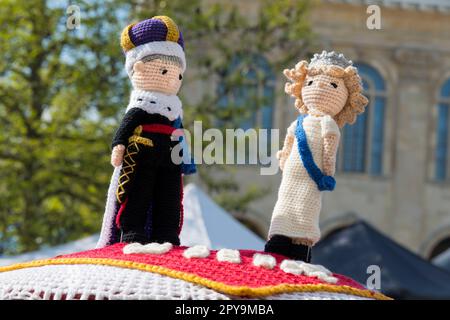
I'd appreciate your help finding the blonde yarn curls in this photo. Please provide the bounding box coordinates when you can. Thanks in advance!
[284,61,368,128]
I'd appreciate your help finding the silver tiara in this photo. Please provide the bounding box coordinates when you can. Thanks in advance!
[309,51,353,69]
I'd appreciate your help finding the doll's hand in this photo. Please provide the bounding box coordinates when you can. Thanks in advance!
[111,145,125,167]
[276,150,283,160]
[277,150,287,171]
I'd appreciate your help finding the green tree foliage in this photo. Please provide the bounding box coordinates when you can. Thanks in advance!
[0,0,130,254]
[0,0,312,253]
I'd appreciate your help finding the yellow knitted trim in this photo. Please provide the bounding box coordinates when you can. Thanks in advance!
[128,135,154,147]
[152,16,180,43]
[116,141,140,203]
[0,258,392,300]
[120,23,136,52]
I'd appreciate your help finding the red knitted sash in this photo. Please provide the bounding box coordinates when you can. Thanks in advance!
[142,124,183,136]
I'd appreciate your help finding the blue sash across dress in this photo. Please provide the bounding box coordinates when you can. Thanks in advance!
[294,115,336,191]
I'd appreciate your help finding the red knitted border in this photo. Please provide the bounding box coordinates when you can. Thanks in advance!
[56,243,364,290]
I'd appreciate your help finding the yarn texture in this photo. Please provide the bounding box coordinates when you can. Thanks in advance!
[0,243,390,300]
[97,15,195,248]
[269,116,338,245]
[267,51,368,250]
[0,264,375,300]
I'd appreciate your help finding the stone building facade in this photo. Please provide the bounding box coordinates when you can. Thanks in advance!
[189,0,450,258]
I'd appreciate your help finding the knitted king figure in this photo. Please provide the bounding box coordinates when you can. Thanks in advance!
[97,16,195,248]
[264,51,368,262]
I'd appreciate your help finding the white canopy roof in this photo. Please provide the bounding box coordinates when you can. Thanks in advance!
[180,184,264,250]
[0,184,264,266]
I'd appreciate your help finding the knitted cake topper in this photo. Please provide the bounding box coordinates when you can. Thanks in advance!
[97,16,195,249]
[0,243,391,300]
[265,51,368,262]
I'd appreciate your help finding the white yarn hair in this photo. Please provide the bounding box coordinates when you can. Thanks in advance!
[125,41,186,79]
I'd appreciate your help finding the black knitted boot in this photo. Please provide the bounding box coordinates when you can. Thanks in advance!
[120,230,149,244]
[264,235,293,258]
[264,234,311,262]
[289,242,312,263]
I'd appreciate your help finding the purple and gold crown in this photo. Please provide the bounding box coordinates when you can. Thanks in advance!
[121,16,186,78]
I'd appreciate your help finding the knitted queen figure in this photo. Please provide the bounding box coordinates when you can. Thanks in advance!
[97,16,195,248]
[264,51,368,262]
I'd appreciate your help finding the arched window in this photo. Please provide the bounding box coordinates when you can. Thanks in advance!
[338,63,386,175]
[218,54,275,130]
[435,79,450,181]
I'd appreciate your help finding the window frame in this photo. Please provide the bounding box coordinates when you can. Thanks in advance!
[337,62,387,176]
[435,79,450,182]
[217,54,276,130]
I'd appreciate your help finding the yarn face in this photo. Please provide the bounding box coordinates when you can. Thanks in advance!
[284,59,368,128]
[302,74,348,117]
[131,57,183,94]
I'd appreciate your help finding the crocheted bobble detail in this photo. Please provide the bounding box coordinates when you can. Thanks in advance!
[280,260,338,284]
[216,249,241,264]
[183,245,210,259]
[252,253,276,269]
[123,242,173,255]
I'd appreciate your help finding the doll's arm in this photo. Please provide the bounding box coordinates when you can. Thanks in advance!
[111,108,146,148]
[321,116,340,176]
[277,121,296,171]
[110,108,146,167]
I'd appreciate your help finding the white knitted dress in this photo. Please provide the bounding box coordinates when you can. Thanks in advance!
[269,115,340,245]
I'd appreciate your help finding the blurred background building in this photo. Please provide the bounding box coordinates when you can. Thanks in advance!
[190,0,450,259]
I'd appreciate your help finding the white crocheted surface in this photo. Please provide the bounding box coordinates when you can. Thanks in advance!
[0,264,371,300]
[0,264,228,300]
